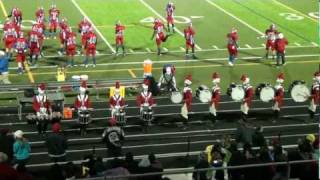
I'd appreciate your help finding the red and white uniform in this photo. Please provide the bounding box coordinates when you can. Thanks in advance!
[85,31,97,56]
[74,93,91,110]
[309,73,320,113]
[3,26,17,49]
[153,20,166,46]
[78,19,92,46]
[115,24,125,45]
[59,20,69,44]
[166,3,175,24]
[28,30,41,55]
[66,31,76,56]
[32,23,45,47]
[35,8,45,23]
[11,8,22,26]
[227,38,237,56]
[15,37,27,63]
[275,36,288,54]
[265,28,277,50]
[32,84,51,115]
[136,91,155,107]
[210,73,221,116]
[181,75,193,120]
[240,75,254,115]
[48,7,60,30]
[273,73,285,111]
[110,94,125,109]
[184,26,195,49]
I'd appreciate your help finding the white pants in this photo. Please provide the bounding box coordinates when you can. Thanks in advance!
[209,103,217,116]
[240,102,249,115]
[309,99,318,112]
[181,103,188,120]
[272,102,280,111]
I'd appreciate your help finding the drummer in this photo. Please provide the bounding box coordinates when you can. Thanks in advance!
[210,72,221,123]
[74,81,92,111]
[158,64,177,91]
[109,81,126,119]
[309,71,320,120]
[136,79,155,113]
[272,73,285,122]
[181,75,192,128]
[32,83,52,135]
[240,74,254,122]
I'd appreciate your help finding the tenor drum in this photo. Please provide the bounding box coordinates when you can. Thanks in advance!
[170,91,183,104]
[289,80,310,102]
[196,85,212,103]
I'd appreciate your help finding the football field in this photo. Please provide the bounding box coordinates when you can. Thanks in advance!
[0,0,319,95]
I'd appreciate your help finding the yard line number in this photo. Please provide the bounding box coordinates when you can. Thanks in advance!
[280,12,319,21]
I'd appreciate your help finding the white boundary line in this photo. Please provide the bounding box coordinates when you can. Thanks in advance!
[70,0,115,53]
[205,0,264,36]
[16,53,319,70]
[139,0,202,50]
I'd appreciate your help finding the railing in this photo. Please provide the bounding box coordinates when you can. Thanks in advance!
[78,159,318,180]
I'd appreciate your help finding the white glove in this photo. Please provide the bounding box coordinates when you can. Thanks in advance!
[157,83,161,87]
[36,112,41,117]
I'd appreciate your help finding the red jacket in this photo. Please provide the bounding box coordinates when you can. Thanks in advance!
[109,95,125,108]
[136,91,154,106]
[243,85,254,106]
[274,86,285,107]
[275,38,288,53]
[211,86,221,107]
[74,94,91,109]
[32,95,51,113]
[183,87,192,111]
[311,82,320,104]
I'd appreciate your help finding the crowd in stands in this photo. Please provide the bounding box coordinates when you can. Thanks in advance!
[0,121,319,180]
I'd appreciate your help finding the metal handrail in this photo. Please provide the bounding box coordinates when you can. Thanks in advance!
[79,159,318,180]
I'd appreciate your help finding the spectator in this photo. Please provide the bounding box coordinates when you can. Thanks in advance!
[137,157,162,180]
[235,122,255,146]
[148,153,163,179]
[257,146,275,180]
[0,128,14,162]
[104,157,130,180]
[45,122,67,162]
[0,152,18,180]
[209,143,231,180]
[252,126,266,147]
[64,162,77,180]
[16,164,33,180]
[192,152,209,180]
[242,143,262,180]
[124,152,139,175]
[102,119,125,157]
[48,163,64,180]
[228,142,245,180]
[13,130,31,166]
[272,145,288,180]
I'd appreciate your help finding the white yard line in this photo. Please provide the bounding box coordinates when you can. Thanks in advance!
[245,44,252,48]
[139,0,202,50]
[294,42,301,47]
[70,0,115,53]
[212,45,218,49]
[261,43,266,47]
[146,48,152,52]
[180,47,186,51]
[129,49,134,53]
[311,42,319,47]
[205,0,264,36]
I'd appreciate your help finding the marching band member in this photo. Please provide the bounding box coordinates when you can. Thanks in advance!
[14,32,27,74]
[274,33,288,67]
[152,18,170,56]
[272,73,285,122]
[8,7,22,27]
[309,71,320,120]
[115,20,126,56]
[265,24,277,59]
[184,23,196,59]
[109,81,126,119]
[74,81,91,111]
[158,64,177,91]
[32,83,52,135]
[166,1,175,33]
[240,74,254,122]
[181,75,193,124]
[210,72,221,123]
[136,79,155,113]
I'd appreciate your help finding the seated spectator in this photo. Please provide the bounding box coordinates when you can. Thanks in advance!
[192,152,209,180]
[13,130,31,166]
[46,123,67,162]
[137,157,162,180]
[0,152,18,180]
[0,128,14,163]
[16,164,33,180]
[64,162,77,180]
[242,143,262,180]
[104,157,130,179]
[228,142,245,180]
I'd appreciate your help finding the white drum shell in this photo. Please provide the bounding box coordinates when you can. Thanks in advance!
[291,84,310,102]
[231,85,245,102]
[260,86,275,102]
[171,91,183,104]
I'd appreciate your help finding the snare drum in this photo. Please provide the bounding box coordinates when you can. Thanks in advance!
[141,105,153,123]
[289,80,310,102]
[227,83,245,101]
[255,83,275,102]
[170,91,183,104]
[196,85,212,103]
[78,110,91,125]
[115,108,126,125]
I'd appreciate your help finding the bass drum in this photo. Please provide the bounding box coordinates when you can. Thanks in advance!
[170,91,183,104]
[196,85,212,103]
[255,83,275,102]
[289,80,310,102]
[227,83,245,102]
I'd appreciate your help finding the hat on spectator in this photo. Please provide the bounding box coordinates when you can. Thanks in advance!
[52,123,61,133]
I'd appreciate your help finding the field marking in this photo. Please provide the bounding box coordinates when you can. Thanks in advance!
[139,0,202,50]
[128,69,137,78]
[311,42,318,47]
[261,43,266,47]
[163,47,168,52]
[272,0,318,23]
[245,44,252,48]
[36,44,317,60]
[0,0,35,83]
[70,0,115,53]
[180,47,186,51]
[206,0,264,36]
[145,48,152,52]
[294,42,301,47]
[8,56,320,76]
[212,45,218,49]
[128,49,134,53]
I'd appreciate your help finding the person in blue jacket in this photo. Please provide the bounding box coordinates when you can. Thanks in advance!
[0,51,11,84]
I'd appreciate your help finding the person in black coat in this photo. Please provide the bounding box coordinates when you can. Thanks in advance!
[0,128,14,162]
[193,152,209,180]
[45,123,68,162]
